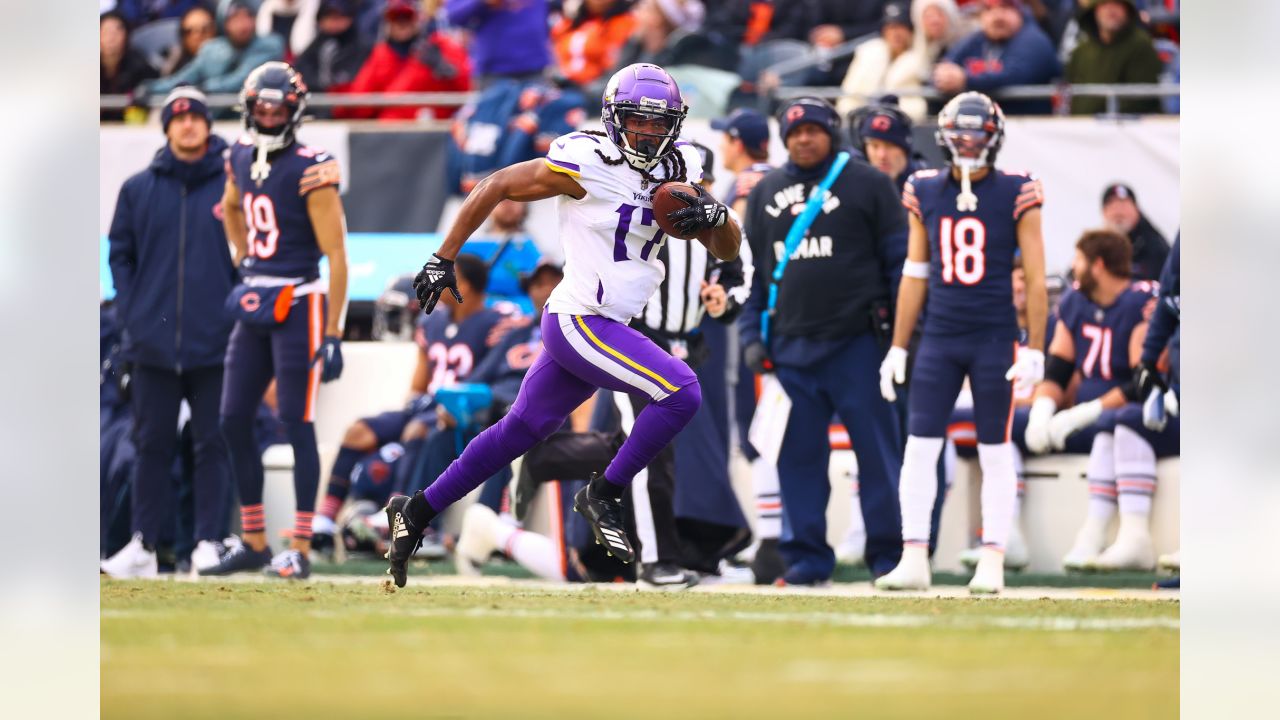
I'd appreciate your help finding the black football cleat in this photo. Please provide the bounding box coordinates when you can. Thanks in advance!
[384,494,424,588]
[750,538,786,586]
[573,474,635,564]
[198,538,272,576]
[639,562,699,589]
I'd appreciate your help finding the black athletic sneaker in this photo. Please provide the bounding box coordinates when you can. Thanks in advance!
[198,538,272,576]
[572,474,634,564]
[264,549,311,580]
[639,562,699,589]
[384,494,424,588]
[750,538,786,585]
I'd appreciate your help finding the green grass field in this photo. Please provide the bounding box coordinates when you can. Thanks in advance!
[102,578,1178,719]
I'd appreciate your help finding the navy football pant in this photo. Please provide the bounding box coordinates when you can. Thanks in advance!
[130,364,231,545]
[908,334,1017,444]
[220,294,326,532]
[775,333,903,581]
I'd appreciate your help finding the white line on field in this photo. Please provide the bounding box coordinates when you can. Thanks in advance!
[295,606,1177,631]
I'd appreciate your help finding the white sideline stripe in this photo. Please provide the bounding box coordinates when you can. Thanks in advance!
[103,606,1178,632]
[305,607,1178,632]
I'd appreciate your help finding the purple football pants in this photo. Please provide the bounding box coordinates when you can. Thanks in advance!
[423,312,701,511]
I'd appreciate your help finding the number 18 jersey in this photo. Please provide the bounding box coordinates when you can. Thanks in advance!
[903,167,1043,340]
[542,132,704,323]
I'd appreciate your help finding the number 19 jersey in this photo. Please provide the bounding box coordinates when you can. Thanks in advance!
[542,132,704,323]
[227,137,341,280]
[903,167,1043,340]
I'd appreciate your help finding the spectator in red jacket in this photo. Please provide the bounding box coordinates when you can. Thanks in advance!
[334,0,472,120]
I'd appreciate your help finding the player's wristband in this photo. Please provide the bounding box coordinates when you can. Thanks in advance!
[902,260,930,279]
[1044,354,1074,390]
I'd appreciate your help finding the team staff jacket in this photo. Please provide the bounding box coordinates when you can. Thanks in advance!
[739,153,907,354]
[108,134,237,372]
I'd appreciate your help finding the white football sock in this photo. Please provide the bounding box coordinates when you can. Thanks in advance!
[1086,432,1117,521]
[751,457,782,540]
[899,436,945,543]
[977,442,1018,549]
[1114,425,1157,517]
[493,523,566,581]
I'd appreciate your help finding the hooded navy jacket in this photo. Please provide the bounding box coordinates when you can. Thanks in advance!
[108,134,236,371]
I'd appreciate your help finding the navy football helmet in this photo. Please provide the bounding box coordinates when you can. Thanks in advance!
[935,91,1005,170]
[240,61,309,153]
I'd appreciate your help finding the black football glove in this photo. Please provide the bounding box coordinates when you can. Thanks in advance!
[743,341,771,375]
[667,184,727,236]
[1133,359,1167,399]
[312,336,344,383]
[414,254,463,315]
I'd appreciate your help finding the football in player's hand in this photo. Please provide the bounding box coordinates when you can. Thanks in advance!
[652,181,703,240]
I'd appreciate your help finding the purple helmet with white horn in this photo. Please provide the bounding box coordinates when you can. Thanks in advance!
[601,63,688,172]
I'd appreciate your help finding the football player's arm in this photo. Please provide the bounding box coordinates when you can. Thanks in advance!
[736,183,768,349]
[308,185,348,338]
[434,159,584,261]
[222,175,248,267]
[1142,238,1179,365]
[697,207,742,262]
[889,212,929,349]
[1016,207,1048,353]
[1032,319,1074,408]
[1024,319,1075,453]
[410,344,431,397]
[1126,320,1151,397]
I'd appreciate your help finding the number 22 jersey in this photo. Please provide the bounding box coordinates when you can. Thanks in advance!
[903,167,1043,340]
[227,137,341,281]
[541,132,705,323]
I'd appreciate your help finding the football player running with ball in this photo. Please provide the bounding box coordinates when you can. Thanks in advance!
[876,92,1048,594]
[382,63,742,588]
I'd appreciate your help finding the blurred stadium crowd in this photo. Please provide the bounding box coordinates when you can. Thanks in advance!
[99,0,1180,588]
[102,0,1180,122]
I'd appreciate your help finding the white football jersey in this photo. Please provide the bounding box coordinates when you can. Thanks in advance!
[542,131,704,323]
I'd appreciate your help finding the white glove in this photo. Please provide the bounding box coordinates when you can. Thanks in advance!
[1142,389,1167,432]
[1005,348,1045,397]
[1048,399,1103,451]
[879,346,908,402]
[1143,388,1180,431]
[1024,396,1056,455]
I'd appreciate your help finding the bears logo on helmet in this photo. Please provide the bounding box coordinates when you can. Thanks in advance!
[935,91,1005,170]
[239,61,310,154]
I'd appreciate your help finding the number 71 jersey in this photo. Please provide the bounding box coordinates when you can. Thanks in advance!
[903,167,1043,341]
[227,137,341,280]
[541,131,704,323]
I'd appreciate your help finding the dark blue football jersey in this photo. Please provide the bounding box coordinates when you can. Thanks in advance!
[228,138,340,279]
[415,307,513,394]
[903,167,1044,339]
[468,318,541,406]
[1057,281,1159,403]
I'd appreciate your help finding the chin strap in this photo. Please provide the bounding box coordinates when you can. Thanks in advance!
[956,165,978,212]
[251,143,272,185]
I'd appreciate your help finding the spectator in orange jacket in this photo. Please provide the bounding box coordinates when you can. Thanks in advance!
[550,0,636,87]
[334,0,471,121]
